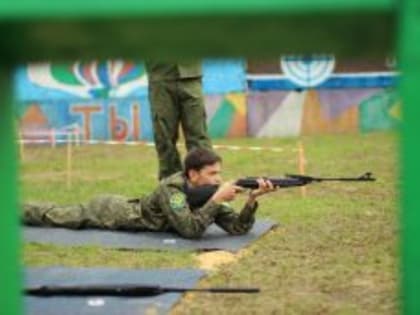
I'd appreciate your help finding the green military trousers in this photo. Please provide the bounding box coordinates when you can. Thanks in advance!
[148,78,212,179]
[23,194,147,231]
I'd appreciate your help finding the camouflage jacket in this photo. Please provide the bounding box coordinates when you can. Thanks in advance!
[139,172,258,238]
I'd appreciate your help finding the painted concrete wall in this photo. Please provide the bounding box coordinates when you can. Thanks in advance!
[15,58,400,141]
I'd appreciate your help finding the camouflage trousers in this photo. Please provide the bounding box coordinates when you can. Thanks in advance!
[23,195,147,231]
[148,78,212,179]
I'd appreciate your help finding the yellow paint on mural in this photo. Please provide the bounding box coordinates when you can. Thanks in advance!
[226,93,246,116]
[331,106,358,133]
[226,93,247,137]
[301,90,358,135]
[301,90,326,135]
[388,102,402,120]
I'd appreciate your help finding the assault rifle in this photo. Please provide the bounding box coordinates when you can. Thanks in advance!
[25,284,260,297]
[185,172,375,208]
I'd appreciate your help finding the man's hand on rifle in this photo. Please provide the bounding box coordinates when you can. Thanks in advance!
[210,178,277,205]
[247,178,277,203]
[210,181,244,204]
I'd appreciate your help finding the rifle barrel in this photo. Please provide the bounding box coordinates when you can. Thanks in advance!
[164,287,260,294]
[286,172,375,182]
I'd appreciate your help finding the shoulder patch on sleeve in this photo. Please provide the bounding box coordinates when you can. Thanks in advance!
[169,192,186,211]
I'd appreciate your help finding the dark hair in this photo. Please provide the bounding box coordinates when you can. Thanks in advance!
[184,148,222,177]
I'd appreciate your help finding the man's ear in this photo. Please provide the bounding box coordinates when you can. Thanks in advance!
[188,169,198,182]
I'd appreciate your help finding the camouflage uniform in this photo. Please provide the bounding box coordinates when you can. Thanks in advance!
[146,61,212,179]
[23,173,258,239]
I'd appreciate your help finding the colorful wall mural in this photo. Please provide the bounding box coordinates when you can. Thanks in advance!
[15,59,247,141]
[247,73,400,137]
[247,55,400,137]
[14,57,400,142]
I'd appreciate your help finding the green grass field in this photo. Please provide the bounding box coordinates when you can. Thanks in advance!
[21,131,398,314]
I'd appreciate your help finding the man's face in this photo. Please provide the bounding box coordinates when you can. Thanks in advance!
[188,162,222,186]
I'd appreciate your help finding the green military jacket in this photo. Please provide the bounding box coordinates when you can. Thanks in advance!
[139,172,258,238]
[145,61,202,82]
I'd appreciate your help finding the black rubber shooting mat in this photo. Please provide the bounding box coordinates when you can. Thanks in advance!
[24,267,206,315]
[24,219,277,252]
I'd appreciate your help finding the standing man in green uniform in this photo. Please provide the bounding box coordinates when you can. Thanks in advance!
[146,61,212,180]
[23,148,275,239]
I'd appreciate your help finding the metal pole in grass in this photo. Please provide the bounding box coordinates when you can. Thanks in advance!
[398,0,420,314]
[0,69,21,315]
